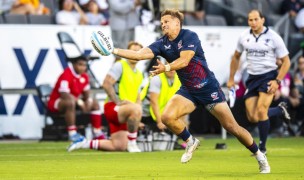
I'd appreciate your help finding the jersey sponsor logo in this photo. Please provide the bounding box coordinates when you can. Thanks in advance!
[188,44,194,48]
[178,40,183,49]
[211,92,219,101]
[164,45,171,50]
[246,49,268,57]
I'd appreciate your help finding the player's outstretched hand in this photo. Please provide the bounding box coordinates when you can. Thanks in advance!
[150,59,165,77]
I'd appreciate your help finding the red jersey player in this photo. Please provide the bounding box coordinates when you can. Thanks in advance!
[47,57,105,143]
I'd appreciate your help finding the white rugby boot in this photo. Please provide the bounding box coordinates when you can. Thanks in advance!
[181,138,200,163]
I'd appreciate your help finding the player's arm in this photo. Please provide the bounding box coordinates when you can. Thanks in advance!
[227,51,242,89]
[102,74,120,104]
[150,92,165,130]
[267,55,291,94]
[113,47,155,61]
[58,80,74,100]
[136,92,141,105]
[276,55,291,82]
[169,50,195,70]
[82,90,90,101]
[150,50,195,77]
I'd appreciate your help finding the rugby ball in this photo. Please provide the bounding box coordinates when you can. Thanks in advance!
[91,31,113,56]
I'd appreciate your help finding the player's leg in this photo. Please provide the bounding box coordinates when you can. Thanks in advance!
[56,94,84,141]
[88,99,106,139]
[245,96,259,122]
[161,94,195,134]
[268,101,291,123]
[180,115,190,148]
[68,131,128,152]
[210,102,255,146]
[161,94,199,163]
[210,102,270,173]
[254,92,275,153]
[117,102,142,152]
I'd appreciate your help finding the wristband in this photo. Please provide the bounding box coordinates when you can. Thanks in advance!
[275,79,281,85]
[165,64,171,72]
[113,48,118,55]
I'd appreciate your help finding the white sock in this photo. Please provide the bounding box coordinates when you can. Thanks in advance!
[68,130,77,137]
[187,135,194,146]
[82,141,90,149]
[128,140,136,145]
[255,150,266,161]
[93,128,104,137]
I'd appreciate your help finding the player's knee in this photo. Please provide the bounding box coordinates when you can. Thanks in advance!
[161,113,174,125]
[129,104,142,121]
[246,114,259,123]
[64,98,76,110]
[223,123,238,134]
[114,144,126,151]
[257,106,268,118]
[92,99,100,110]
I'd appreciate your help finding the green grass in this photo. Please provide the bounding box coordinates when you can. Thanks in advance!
[0,137,303,179]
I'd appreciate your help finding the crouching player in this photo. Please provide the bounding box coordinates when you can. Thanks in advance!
[67,41,144,152]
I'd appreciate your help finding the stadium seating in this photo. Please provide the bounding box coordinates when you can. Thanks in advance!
[28,15,54,24]
[0,14,4,24]
[204,0,225,16]
[224,0,252,26]
[4,14,28,24]
[205,14,227,26]
[288,33,304,59]
[183,13,205,26]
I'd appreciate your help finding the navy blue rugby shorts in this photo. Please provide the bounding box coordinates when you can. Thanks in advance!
[176,80,226,107]
[244,70,278,99]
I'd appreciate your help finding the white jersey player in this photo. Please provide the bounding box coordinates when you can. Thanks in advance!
[228,9,291,157]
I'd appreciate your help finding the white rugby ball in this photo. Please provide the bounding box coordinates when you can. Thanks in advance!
[91,31,113,56]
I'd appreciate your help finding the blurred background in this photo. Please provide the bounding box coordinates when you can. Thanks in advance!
[0,0,304,140]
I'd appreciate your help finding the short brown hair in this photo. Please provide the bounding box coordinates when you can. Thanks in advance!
[248,9,264,19]
[127,41,143,49]
[161,9,184,27]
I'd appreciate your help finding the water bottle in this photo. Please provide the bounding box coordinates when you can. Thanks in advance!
[229,87,236,108]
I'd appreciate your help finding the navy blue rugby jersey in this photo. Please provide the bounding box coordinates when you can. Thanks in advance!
[148,29,217,91]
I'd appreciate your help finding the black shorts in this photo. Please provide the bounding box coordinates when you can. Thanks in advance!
[244,70,278,99]
[176,80,226,107]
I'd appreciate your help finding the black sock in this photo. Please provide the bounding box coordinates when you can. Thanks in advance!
[246,141,259,154]
[258,120,270,151]
[268,106,282,117]
[177,127,191,142]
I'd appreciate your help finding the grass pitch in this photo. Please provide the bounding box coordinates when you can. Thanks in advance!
[0,137,303,179]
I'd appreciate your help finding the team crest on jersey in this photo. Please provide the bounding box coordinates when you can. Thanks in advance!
[264,39,270,46]
[80,77,85,83]
[178,40,183,49]
[211,92,219,101]
[164,45,171,50]
[247,38,250,42]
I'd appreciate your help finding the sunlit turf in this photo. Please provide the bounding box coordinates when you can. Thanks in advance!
[0,137,303,179]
